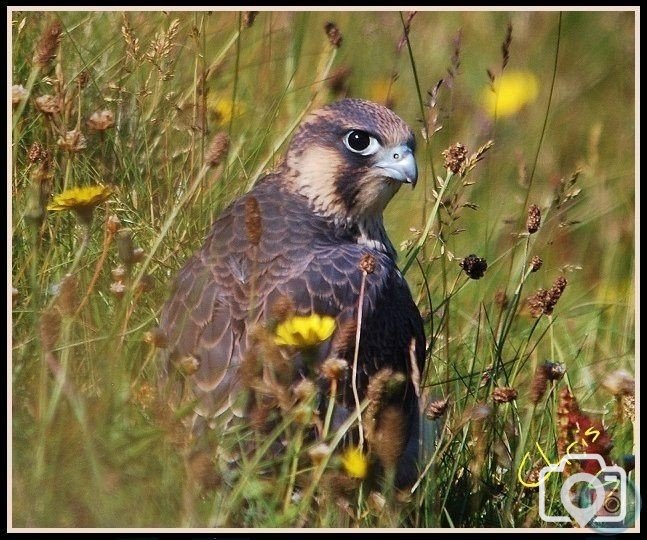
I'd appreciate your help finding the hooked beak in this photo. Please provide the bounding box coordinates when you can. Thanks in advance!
[374,145,418,187]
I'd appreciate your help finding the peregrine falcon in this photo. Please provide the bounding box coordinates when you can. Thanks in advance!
[159,98,425,488]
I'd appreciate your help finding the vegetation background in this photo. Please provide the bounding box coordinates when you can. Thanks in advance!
[10,9,636,529]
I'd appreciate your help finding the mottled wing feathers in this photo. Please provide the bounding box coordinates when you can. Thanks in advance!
[160,176,424,418]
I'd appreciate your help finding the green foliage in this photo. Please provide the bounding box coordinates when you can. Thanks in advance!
[11,10,635,529]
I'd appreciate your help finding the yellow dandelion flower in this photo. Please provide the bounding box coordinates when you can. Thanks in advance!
[341,446,368,479]
[206,94,246,125]
[274,313,336,348]
[47,184,114,223]
[482,70,539,118]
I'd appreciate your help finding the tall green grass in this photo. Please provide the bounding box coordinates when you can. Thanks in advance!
[11,10,635,528]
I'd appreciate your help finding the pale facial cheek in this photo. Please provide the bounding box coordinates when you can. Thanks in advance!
[355,176,400,215]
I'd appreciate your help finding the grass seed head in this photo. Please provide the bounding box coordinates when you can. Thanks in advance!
[526,204,541,234]
[143,327,168,348]
[460,254,487,279]
[372,405,406,470]
[425,396,450,420]
[244,196,262,247]
[34,20,63,68]
[35,94,60,114]
[529,255,543,272]
[320,357,349,381]
[492,386,518,404]
[359,252,376,274]
[56,273,79,316]
[12,84,28,105]
[602,369,635,396]
[442,142,468,174]
[325,22,343,48]
[39,307,62,351]
[205,132,230,168]
[57,129,87,153]
[87,110,115,131]
[242,11,258,28]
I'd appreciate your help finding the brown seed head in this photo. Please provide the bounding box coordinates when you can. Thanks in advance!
[320,357,349,381]
[87,110,115,131]
[39,306,62,351]
[239,349,262,389]
[76,69,90,89]
[526,204,541,234]
[523,463,542,493]
[143,326,168,348]
[331,319,357,358]
[622,394,635,423]
[35,94,60,114]
[131,247,146,264]
[242,11,258,28]
[269,295,295,324]
[34,20,63,68]
[527,288,549,318]
[425,396,450,420]
[371,405,406,469]
[106,214,121,235]
[493,386,518,404]
[324,22,343,48]
[529,255,543,272]
[244,196,262,247]
[111,265,128,283]
[442,142,468,174]
[556,388,579,459]
[131,382,156,411]
[292,378,317,402]
[544,276,567,315]
[12,85,28,105]
[205,132,230,168]
[179,354,200,376]
[109,281,126,298]
[545,361,566,381]
[28,142,46,163]
[365,368,394,441]
[460,254,487,279]
[396,11,418,53]
[56,273,79,316]
[530,365,549,405]
[359,253,376,274]
[602,369,635,397]
[57,129,87,152]
[308,443,331,466]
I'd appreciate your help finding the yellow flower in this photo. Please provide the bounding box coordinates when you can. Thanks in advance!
[47,184,114,223]
[206,94,246,125]
[340,446,368,479]
[482,70,539,118]
[274,313,336,348]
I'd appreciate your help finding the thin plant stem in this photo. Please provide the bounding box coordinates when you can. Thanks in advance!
[352,271,367,448]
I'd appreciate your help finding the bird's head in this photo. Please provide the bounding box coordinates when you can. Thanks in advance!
[285,98,417,226]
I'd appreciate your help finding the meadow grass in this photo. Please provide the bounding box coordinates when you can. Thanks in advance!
[10,10,636,528]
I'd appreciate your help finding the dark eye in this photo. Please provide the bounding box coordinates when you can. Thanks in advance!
[343,130,380,156]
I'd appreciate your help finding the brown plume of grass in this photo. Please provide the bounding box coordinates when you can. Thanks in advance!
[33,20,62,68]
